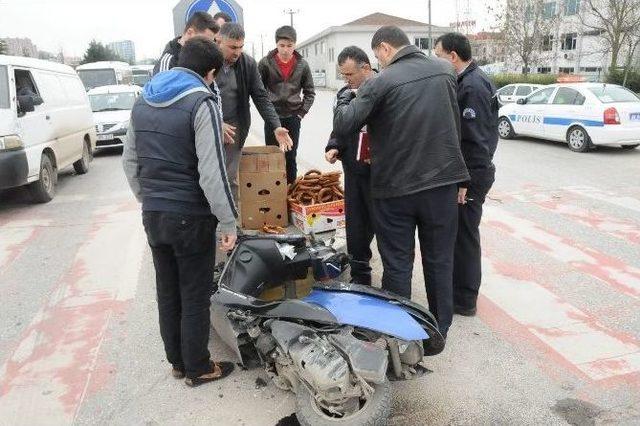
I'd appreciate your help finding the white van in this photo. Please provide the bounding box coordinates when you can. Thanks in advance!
[76,61,133,91]
[0,55,96,202]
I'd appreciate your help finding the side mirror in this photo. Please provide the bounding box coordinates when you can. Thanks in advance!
[517,98,526,105]
[17,95,35,114]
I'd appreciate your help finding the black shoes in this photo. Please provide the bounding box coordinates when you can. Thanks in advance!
[454,305,477,317]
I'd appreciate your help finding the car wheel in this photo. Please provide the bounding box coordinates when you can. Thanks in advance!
[498,117,515,139]
[620,144,639,150]
[567,126,592,153]
[73,140,91,174]
[29,153,56,203]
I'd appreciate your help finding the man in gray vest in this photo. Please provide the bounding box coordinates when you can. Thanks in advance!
[122,37,236,387]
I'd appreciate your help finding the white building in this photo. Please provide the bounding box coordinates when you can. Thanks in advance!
[296,13,451,90]
[107,40,136,64]
[508,0,639,80]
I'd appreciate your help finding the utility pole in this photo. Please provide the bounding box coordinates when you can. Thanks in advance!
[284,8,299,27]
[260,33,264,58]
[428,0,432,55]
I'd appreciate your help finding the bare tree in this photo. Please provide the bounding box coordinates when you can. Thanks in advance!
[579,0,640,71]
[492,0,559,74]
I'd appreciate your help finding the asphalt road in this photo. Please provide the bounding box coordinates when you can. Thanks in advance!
[1,89,639,425]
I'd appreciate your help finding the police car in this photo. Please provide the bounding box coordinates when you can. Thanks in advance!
[498,83,640,152]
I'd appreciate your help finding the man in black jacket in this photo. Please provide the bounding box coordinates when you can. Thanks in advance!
[216,23,292,202]
[435,33,499,317]
[325,46,376,285]
[259,26,315,183]
[154,12,219,75]
[333,26,469,338]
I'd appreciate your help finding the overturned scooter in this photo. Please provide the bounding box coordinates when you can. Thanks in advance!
[211,234,445,426]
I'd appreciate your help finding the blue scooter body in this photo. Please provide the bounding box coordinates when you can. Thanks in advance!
[303,289,429,341]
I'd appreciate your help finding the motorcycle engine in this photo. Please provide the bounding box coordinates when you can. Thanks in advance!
[288,335,352,397]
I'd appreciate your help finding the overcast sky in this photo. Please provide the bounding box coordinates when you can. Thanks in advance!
[0,0,494,60]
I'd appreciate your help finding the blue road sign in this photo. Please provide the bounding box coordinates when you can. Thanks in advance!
[186,0,240,23]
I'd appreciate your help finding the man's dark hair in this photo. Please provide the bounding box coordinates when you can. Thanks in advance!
[177,37,224,78]
[371,26,410,49]
[435,32,472,62]
[337,46,371,67]
[219,22,245,40]
[213,11,233,23]
[184,11,219,34]
[275,26,297,43]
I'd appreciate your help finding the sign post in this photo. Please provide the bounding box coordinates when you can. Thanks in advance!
[173,0,244,36]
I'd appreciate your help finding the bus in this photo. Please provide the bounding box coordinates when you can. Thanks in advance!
[76,61,132,91]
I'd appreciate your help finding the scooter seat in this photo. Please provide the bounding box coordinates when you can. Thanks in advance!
[240,234,307,247]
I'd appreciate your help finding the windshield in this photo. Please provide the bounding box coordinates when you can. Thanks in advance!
[78,69,117,90]
[588,86,640,103]
[0,66,9,109]
[89,92,136,112]
[133,74,151,86]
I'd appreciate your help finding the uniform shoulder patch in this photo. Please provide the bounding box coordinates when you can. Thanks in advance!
[463,108,477,119]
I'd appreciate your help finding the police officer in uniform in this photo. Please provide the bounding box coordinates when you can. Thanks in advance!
[435,32,499,317]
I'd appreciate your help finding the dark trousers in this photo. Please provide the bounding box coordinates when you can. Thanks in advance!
[141,211,217,379]
[453,167,495,309]
[265,115,301,183]
[344,170,375,285]
[373,184,459,337]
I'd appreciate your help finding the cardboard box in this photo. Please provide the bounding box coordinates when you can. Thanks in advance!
[240,146,285,172]
[289,199,346,234]
[239,146,288,229]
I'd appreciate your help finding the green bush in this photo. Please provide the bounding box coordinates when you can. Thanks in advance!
[490,74,559,88]
[606,69,640,93]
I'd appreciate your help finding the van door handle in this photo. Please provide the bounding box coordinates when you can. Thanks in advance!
[45,115,50,120]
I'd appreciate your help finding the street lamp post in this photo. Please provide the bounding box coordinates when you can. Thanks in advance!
[284,8,299,27]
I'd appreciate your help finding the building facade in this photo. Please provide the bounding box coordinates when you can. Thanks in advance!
[107,40,136,64]
[469,32,507,65]
[506,0,639,79]
[296,13,451,89]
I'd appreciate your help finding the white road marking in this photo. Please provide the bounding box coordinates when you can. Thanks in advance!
[483,261,640,380]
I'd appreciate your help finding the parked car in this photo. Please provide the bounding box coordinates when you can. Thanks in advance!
[0,55,96,202]
[496,83,546,106]
[88,85,140,149]
[498,83,640,152]
[131,65,154,87]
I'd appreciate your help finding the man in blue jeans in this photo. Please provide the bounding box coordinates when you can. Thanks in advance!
[123,37,236,387]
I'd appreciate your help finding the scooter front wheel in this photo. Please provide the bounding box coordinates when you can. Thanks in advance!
[295,379,391,426]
